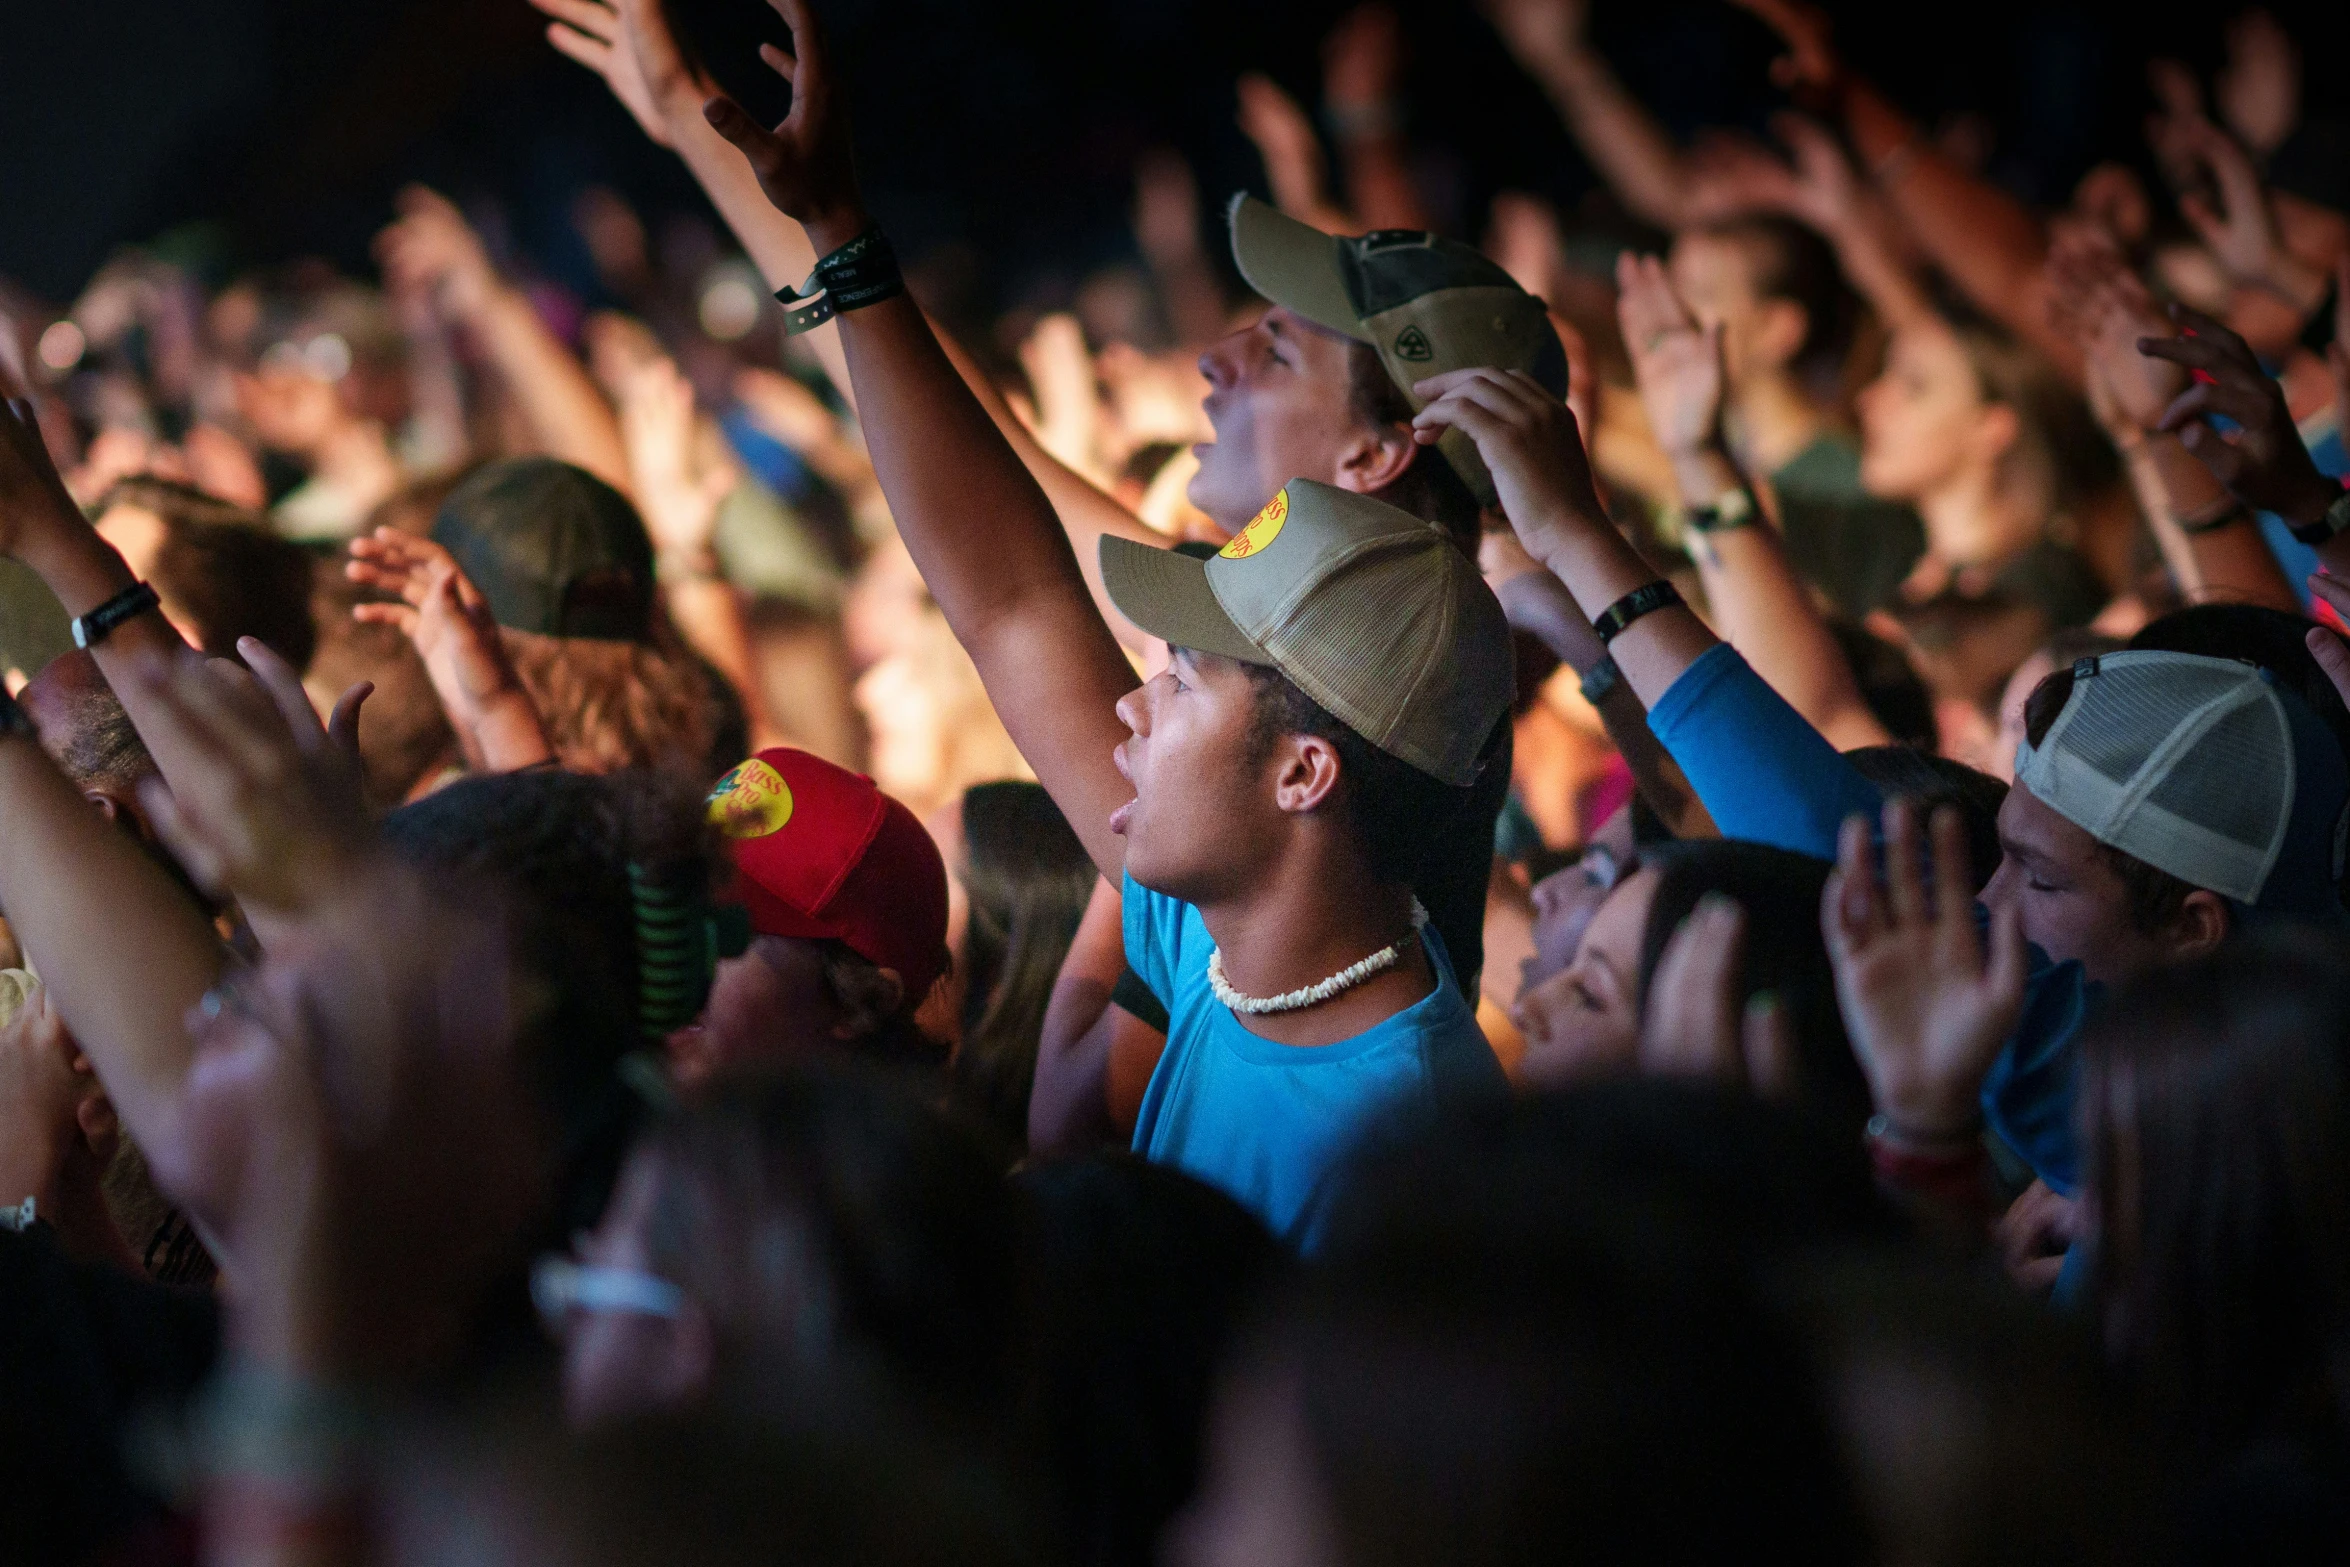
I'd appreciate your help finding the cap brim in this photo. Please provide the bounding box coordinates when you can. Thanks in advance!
[1227,195,1368,343]
[1099,535,1270,665]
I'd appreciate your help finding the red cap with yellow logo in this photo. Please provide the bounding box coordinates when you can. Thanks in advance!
[706,748,951,1004]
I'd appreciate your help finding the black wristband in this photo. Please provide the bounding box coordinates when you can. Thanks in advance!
[2287,488,2350,548]
[1577,655,1621,706]
[775,227,907,335]
[1592,581,1683,646]
[70,581,160,651]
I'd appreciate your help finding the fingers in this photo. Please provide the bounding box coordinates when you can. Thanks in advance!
[1984,898,2027,1009]
[529,0,618,42]
[546,21,615,73]
[2163,300,2261,369]
[350,602,422,638]
[1927,804,1976,926]
[702,94,781,161]
[1880,798,1927,929]
[237,636,326,749]
[137,775,229,899]
[2304,621,2350,714]
[326,682,374,759]
[758,41,798,87]
[1827,811,1880,948]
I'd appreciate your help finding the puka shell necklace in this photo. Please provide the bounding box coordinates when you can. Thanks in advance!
[1207,900,1430,1015]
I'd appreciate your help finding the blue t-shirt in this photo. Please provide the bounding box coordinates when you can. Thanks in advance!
[1648,644,2099,1194]
[1124,875,1505,1248]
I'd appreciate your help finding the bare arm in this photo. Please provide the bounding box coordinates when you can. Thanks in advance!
[1031,874,1126,1154]
[376,187,632,489]
[1484,0,1696,232]
[698,0,1139,880]
[1615,253,1889,748]
[1321,4,1433,232]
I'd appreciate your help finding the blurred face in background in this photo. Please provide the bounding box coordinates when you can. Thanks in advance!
[1188,307,1384,529]
[1667,230,1804,391]
[1856,321,2014,504]
[1511,864,1659,1087]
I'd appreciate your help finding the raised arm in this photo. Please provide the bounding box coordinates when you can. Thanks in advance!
[375,187,631,490]
[2046,237,2299,611]
[1410,369,1880,857]
[1730,0,2080,378]
[1615,252,1890,749]
[541,0,1168,647]
[697,0,1138,879]
[1320,4,1433,232]
[1483,0,1697,232]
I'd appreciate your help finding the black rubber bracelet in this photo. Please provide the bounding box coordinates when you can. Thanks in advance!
[1577,655,1621,706]
[2287,488,2350,548]
[774,227,907,335]
[70,580,160,650]
[1592,580,1683,646]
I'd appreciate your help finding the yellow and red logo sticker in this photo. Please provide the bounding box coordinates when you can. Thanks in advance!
[1219,486,1289,559]
[707,758,795,839]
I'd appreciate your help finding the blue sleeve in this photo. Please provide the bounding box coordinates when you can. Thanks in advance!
[1644,643,1885,860]
[1121,873,1190,1006]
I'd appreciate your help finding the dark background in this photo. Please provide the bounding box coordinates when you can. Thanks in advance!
[3,1,2343,314]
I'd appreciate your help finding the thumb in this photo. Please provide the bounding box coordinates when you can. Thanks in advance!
[327,682,374,757]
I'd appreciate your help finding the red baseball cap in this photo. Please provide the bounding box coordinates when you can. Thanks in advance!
[707,749,950,1004]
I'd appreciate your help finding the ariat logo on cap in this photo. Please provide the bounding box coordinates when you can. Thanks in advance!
[1392,325,1434,362]
[1219,487,1290,559]
[708,758,795,839]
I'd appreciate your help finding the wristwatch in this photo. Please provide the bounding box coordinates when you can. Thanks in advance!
[2287,486,2350,548]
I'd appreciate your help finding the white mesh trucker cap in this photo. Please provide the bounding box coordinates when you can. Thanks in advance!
[2014,650,2349,915]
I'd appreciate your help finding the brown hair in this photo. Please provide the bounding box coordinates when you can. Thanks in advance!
[502,629,718,777]
[1345,342,1483,557]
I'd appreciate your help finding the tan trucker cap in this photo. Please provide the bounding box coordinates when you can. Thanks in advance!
[1226,194,1567,507]
[1098,478,1512,787]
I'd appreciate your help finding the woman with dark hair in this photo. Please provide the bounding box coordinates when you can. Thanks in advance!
[950,781,1098,1147]
[2078,931,2350,1529]
[1512,840,1868,1136]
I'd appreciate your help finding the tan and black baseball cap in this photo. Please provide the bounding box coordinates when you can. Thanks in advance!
[1099,478,1511,787]
[1227,194,1567,506]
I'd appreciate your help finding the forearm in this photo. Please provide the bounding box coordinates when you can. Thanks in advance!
[2128,434,2300,611]
[1529,46,1694,232]
[466,289,630,490]
[1672,449,1889,749]
[0,737,220,1185]
[1593,681,1716,839]
[1821,198,1937,334]
[1847,82,2079,376]
[1030,875,1126,1153]
[825,271,1139,875]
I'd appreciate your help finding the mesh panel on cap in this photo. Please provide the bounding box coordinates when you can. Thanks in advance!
[2144,699,2290,857]
[2026,654,2294,902]
[1263,541,1456,780]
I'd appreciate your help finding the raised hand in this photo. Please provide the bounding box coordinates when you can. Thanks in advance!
[2215,8,2300,158]
[1235,74,1350,235]
[375,186,501,325]
[347,529,554,772]
[0,982,116,1233]
[2045,231,2182,435]
[1408,366,1603,566]
[531,0,673,145]
[1614,252,1724,462]
[1822,800,2026,1148]
[1323,4,1405,117]
[1478,0,1588,73]
[614,354,737,575]
[697,0,867,250]
[1637,894,1795,1098]
[2172,117,2326,310]
[0,394,85,563]
[124,644,373,923]
[2139,304,2342,529]
[1727,0,1841,99]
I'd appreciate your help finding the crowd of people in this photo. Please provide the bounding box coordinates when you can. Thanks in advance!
[3,0,2350,1560]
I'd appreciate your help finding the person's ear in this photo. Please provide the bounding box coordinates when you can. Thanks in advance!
[1329,419,1419,496]
[1969,401,2023,469]
[1750,299,1810,373]
[1270,732,1343,815]
[2168,889,2231,959]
